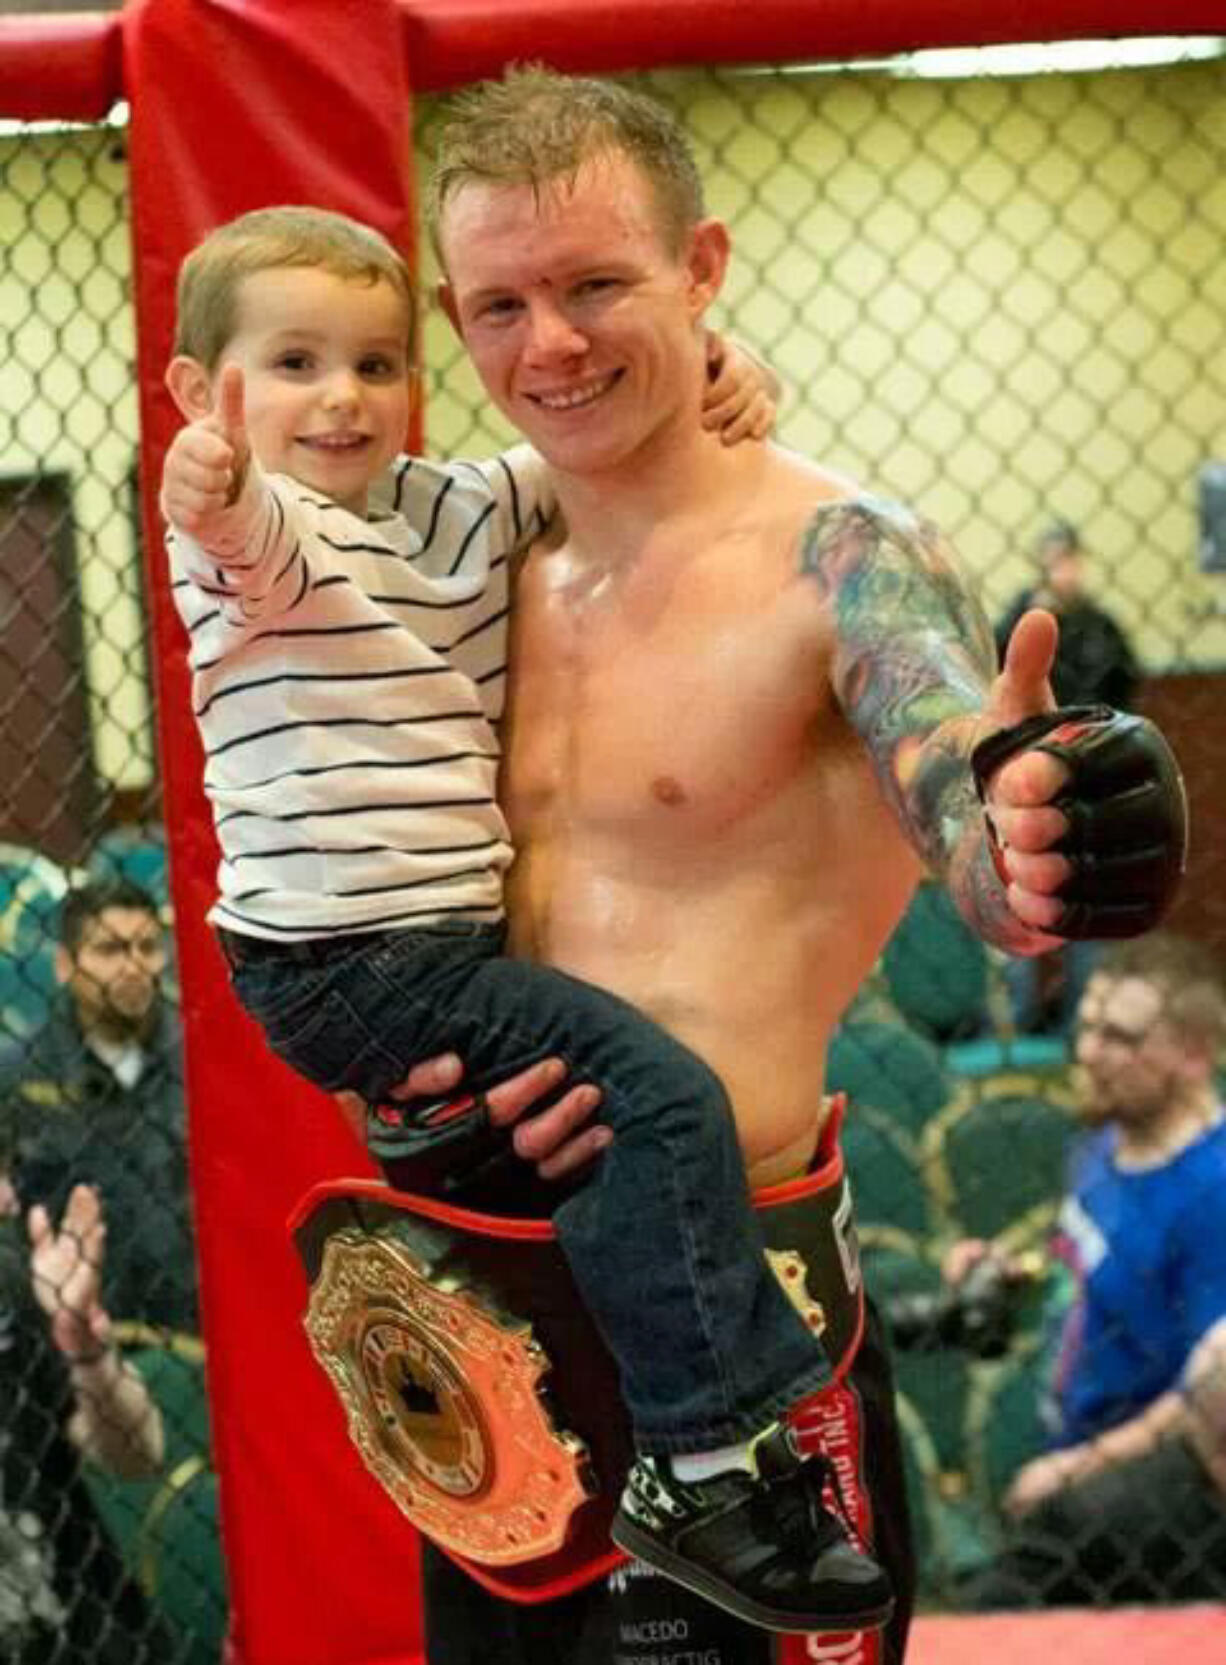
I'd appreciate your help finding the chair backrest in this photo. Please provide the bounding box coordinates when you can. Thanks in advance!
[841,1106,931,1235]
[827,1018,952,1140]
[0,841,70,1041]
[924,1074,1079,1240]
[964,1332,1051,1516]
[82,1333,226,1665]
[893,1388,945,1587]
[857,1223,942,1304]
[89,824,170,907]
[881,880,990,1041]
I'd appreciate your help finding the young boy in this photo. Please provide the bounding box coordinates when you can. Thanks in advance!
[161,206,891,1635]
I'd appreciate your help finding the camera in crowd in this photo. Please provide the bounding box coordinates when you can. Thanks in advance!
[882,1250,1043,1360]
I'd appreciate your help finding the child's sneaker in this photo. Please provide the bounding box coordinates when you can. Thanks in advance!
[610,1422,894,1634]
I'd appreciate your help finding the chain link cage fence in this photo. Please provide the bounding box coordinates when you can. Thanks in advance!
[1,38,1225,1651]
[0,109,222,1665]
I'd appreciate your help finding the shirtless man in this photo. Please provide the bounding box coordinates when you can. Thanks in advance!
[368,67,1186,1665]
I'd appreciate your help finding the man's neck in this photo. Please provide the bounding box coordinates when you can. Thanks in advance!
[79,1006,156,1054]
[1114,1081,1221,1170]
[549,420,769,567]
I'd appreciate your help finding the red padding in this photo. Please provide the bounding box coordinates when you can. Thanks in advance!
[0,13,122,121]
[908,1607,1226,1665]
[126,4,423,1663]
[394,0,1226,90]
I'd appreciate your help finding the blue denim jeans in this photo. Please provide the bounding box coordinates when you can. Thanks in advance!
[230,923,831,1452]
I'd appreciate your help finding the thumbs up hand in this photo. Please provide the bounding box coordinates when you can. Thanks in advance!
[975,609,1071,936]
[161,363,254,543]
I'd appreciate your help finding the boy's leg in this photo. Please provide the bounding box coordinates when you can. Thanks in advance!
[421,960,895,1628]
[231,928,831,1436]
[341,939,832,1446]
[460,959,832,1447]
[420,1305,913,1665]
[263,936,891,1630]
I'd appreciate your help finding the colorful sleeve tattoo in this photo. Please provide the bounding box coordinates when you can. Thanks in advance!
[800,495,1036,951]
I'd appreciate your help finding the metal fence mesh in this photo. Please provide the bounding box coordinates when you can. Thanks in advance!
[0,114,222,1665]
[0,42,1224,1648]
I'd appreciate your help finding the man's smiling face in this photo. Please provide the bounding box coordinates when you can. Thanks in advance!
[438,150,723,480]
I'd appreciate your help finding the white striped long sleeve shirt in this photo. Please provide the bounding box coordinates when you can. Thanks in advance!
[167,448,552,939]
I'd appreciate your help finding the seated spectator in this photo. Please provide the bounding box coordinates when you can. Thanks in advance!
[1,1173,179,1662]
[994,520,1142,1037]
[1,878,196,1332]
[954,934,1226,1607]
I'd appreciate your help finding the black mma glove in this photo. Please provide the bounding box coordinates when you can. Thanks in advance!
[971,705,1188,940]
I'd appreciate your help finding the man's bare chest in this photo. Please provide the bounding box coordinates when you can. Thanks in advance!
[503,557,832,839]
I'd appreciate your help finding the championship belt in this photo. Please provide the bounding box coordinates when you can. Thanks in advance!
[290,1098,865,1602]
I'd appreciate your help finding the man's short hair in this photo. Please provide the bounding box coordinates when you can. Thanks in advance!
[59,877,161,955]
[173,205,415,370]
[1096,932,1226,1056]
[1036,518,1082,560]
[427,64,706,261]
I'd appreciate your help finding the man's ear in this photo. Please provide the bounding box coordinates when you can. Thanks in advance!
[436,280,462,339]
[165,356,215,422]
[684,218,731,321]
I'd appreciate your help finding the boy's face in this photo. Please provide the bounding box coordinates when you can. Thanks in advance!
[220,267,412,513]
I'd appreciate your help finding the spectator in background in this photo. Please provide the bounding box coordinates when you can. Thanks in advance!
[995,520,1140,712]
[956,933,1226,1608]
[995,521,1143,1035]
[1,1172,179,1663]
[0,877,197,1333]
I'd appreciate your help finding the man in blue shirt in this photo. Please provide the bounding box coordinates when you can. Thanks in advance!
[967,932,1226,1607]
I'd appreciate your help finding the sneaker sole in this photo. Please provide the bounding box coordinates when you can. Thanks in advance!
[610,1514,896,1636]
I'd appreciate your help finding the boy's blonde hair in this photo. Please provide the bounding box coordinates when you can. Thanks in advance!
[174,205,415,369]
[427,65,705,263]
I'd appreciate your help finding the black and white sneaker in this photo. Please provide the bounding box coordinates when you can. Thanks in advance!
[610,1422,894,1634]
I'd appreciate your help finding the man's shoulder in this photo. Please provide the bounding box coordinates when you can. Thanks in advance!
[1185,1116,1226,1183]
[766,450,932,544]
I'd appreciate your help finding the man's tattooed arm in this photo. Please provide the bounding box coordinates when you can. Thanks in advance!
[800,496,1041,953]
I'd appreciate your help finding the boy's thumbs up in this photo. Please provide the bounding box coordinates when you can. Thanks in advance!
[211,362,250,504]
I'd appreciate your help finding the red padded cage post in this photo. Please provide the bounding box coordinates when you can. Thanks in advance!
[123,4,424,1662]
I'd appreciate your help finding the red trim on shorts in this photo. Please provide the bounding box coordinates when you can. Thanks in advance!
[778,1375,884,1665]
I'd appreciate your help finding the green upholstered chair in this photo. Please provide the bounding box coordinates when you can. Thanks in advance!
[881,881,991,1043]
[842,1106,931,1236]
[0,841,69,1040]
[924,1075,1078,1241]
[964,1332,1051,1518]
[859,1227,971,1477]
[827,1018,952,1140]
[89,825,170,909]
[893,1389,945,1591]
[894,1386,999,1598]
[83,1330,226,1665]
[858,1224,940,1302]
